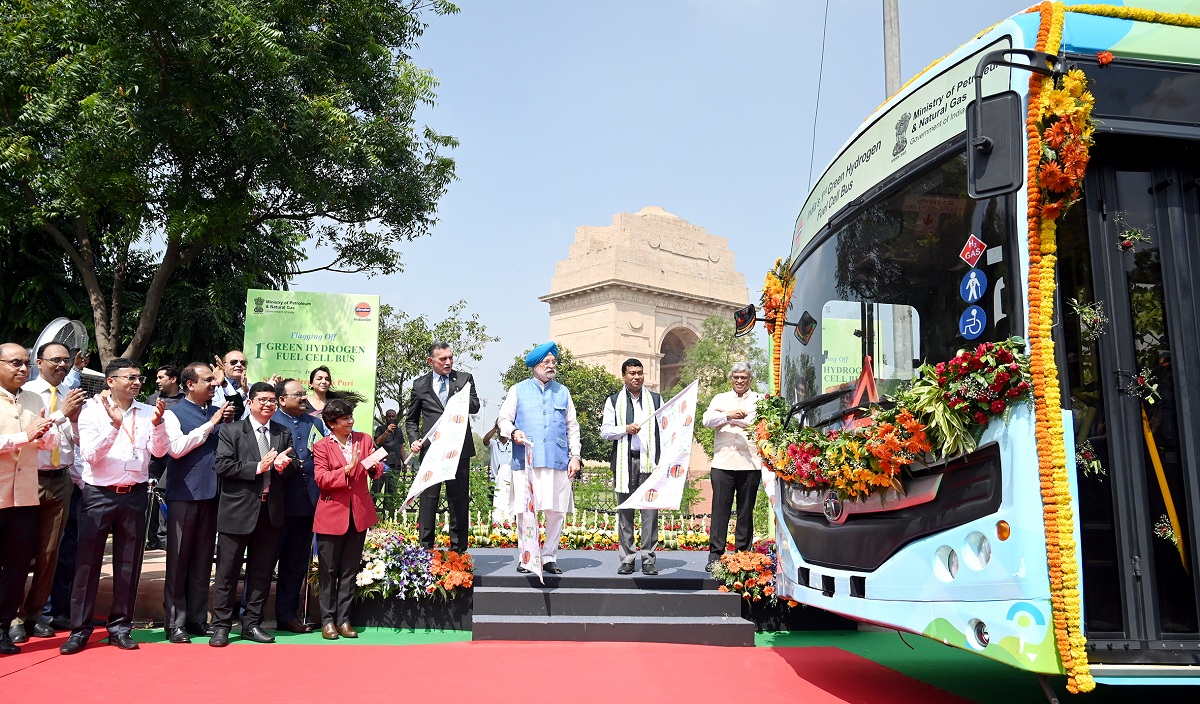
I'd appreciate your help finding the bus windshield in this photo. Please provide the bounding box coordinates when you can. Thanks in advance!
[782,151,1017,425]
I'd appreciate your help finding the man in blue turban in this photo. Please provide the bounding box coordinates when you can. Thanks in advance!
[496,342,579,574]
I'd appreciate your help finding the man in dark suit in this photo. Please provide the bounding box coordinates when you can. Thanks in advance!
[405,341,480,552]
[209,382,296,646]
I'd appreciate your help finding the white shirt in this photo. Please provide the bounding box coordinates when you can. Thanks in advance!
[600,390,646,455]
[22,376,77,470]
[703,389,763,471]
[78,397,170,486]
[496,377,581,458]
[163,399,221,459]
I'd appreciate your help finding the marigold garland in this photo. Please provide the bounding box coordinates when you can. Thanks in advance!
[1026,1,1093,693]
[761,257,795,394]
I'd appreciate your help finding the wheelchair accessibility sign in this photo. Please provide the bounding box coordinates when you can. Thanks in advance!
[959,305,987,340]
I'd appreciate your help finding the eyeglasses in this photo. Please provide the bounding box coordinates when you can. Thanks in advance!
[1,359,32,369]
[114,374,146,383]
[39,357,72,366]
[252,397,277,406]
[227,360,247,367]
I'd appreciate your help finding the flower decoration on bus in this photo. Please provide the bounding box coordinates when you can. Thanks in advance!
[1066,297,1108,341]
[1113,214,1152,252]
[1126,367,1161,404]
[1154,514,1179,548]
[752,338,1029,501]
[1074,440,1105,481]
[761,257,795,393]
[1096,50,1113,66]
[709,547,795,607]
[1033,64,1094,224]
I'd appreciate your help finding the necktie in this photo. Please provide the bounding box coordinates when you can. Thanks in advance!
[438,375,448,405]
[49,386,60,466]
[258,426,272,494]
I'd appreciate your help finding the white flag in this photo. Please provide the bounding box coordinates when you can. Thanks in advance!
[616,380,699,511]
[401,382,473,510]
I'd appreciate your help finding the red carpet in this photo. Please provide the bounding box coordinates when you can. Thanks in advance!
[1,638,969,703]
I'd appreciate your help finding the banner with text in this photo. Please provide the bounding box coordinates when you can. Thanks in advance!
[244,289,379,432]
[616,381,699,511]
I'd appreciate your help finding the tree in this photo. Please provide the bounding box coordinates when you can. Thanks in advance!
[1,0,458,364]
[375,300,497,420]
[666,316,768,457]
[499,345,620,463]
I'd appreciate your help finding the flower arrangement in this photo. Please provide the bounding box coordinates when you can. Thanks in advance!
[710,549,795,608]
[1074,440,1105,480]
[754,338,1030,501]
[761,257,796,394]
[1067,297,1108,341]
[1114,213,1152,252]
[1125,367,1161,404]
[354,522,473,601]
[429,550,473,599]
[1154,514,1180,548]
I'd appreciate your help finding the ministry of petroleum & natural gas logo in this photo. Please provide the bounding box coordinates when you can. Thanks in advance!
[893,111,911,158]
[253,297,265,314]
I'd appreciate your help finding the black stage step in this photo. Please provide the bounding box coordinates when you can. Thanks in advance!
[469,549,755,647]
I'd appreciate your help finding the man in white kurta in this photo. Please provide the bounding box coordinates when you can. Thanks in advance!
[497,342,580,574]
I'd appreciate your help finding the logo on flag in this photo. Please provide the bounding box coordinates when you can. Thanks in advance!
[451,414,465,423]
[617,380,700,511]
[400,382,474,510]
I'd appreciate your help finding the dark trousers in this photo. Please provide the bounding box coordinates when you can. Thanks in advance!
[69,484,149,637]
[275,514,314,624]
[418,457,470,551]
[44,485,81,620]
[16,470,72,625]
[0,506,38,629]
[163,498,217,628]
[709,467,759,559]
[212,509,280,630]
[316,514,365,626]
[146,457,168,547]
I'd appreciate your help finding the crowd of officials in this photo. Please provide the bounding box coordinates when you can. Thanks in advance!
[2,337,763,655]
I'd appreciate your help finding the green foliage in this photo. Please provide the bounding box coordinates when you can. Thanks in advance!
[375,300,498,423]
[0,0,458,363]
[499,345,621,463]
[666,316,767,457]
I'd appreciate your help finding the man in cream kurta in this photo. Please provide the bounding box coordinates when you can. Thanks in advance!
[0,342,56,655]
[701,362,762,569]
[497,342,580,575]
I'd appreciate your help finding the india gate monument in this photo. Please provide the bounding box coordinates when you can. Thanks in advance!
[541,206,749,391]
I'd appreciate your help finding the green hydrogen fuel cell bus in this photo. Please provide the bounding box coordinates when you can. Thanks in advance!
[764,1,1200,691]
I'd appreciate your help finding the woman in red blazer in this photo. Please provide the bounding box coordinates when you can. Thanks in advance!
[313,399,382,640]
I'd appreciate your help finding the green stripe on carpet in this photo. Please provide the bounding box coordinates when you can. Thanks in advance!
[132,628,471,646]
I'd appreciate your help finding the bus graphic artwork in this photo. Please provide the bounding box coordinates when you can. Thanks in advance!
[761,2,1200,692]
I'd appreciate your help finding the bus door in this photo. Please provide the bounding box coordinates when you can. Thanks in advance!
[1059,136,1200,665]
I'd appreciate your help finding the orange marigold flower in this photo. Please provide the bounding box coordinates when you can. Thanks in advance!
[1097,50,1113,66]
[1041,200,1065,221]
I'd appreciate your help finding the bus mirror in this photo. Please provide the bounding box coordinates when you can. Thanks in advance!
[966,90,1024,199]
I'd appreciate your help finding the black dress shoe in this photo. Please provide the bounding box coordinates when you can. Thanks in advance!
[209,626,230,647]
[185,622,213,637]
[242,625,275,643]
[48,615,72,631]
[516,564,531,574]
[60,632,88,655]
[0,634,19,655]
[29,620,57,638]
[642,563,659,576]
[704,560,718,572]
[617,562,635,575]
[109,632,139,650]
[167,627,191,644]
[8,623,26,643]
[543,562,563,574]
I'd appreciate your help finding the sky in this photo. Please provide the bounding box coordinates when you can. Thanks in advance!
[293,0,1035,424]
